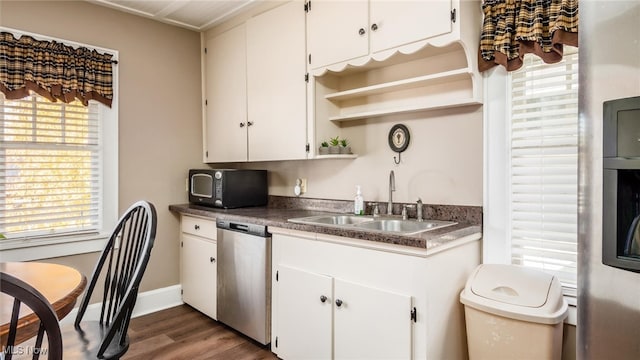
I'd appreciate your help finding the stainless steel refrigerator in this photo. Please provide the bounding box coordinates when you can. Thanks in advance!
[579,1,640,358]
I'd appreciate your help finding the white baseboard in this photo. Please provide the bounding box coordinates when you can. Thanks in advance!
[60,284,183,325]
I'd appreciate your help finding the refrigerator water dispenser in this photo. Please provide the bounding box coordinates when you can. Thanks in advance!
[602,96,640,272]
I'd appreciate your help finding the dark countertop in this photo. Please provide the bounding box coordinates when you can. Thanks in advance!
[169,203,481,251]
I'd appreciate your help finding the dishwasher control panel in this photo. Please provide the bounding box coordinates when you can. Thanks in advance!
[216,219,270,238]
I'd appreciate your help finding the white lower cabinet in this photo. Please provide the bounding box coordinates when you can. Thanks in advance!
[180,215,217,319]
[271,228,481,360]
[276,265,412,360]
[276,265,333,359]
[334,277,412,359]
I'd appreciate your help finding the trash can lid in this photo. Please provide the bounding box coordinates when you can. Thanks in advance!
[470,264,553,307]
[460,264,568,324]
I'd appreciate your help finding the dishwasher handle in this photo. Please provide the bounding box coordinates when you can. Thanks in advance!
[217,219,270,238]
[231,223,250,232]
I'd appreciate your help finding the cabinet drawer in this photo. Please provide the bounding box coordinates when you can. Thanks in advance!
[182,215,217,240]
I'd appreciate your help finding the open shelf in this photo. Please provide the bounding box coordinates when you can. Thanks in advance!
[324,68,472,102]
[328,98,481,122]
[313,41,482,124]
[313,154,359,160]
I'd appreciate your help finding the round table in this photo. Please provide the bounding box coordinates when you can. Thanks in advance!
[0,262,87,345]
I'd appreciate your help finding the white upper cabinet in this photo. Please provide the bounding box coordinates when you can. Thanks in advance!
[307,0,454,70]
[246,0,308,161]
[203,24,247,163]
[202,1,307,163]
[306,0,369,70]
[369,0,451,53]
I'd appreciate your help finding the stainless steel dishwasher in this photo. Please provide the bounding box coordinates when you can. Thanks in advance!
[216,219,271,345]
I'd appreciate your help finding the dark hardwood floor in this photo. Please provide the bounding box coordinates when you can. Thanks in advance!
[124,304,278,360]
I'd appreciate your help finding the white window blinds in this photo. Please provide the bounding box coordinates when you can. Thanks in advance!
[509,50,579,297]
[0,93,102,239]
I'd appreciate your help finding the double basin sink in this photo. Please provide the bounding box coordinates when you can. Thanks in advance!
[288,214,456,236]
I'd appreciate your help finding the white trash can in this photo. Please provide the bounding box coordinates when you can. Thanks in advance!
[459,264,568,360]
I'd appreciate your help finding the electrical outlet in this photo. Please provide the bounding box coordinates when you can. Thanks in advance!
[300,178,307,193]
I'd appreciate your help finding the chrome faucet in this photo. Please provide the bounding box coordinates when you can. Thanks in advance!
[416,198,423,222]
[388,170,395,215]
[368,202,380,217]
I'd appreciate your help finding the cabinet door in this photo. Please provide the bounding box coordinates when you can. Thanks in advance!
[370,0,452,53]
[181,234,217,319]
[334,278,412,360]
[246,1,307,161]
[307,0,368,69]
[203,24,247,162]
[275,265,333,360]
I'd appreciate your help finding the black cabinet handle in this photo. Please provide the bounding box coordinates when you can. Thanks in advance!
[247,121,254,126]
[194,225,200,230]
[240,122,245,128]
[335,299,343,307]
[371,23,378,31]
[210,257,216,263]
[320,295,327,303]
[358,28,365,36]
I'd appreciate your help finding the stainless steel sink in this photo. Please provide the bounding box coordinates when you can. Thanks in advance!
[353,219,456,235]
[288,214,456,235]
[289,214,374,226]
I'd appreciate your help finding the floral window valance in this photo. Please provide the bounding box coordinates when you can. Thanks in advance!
[0,31,115,107]
[479,0,579,72]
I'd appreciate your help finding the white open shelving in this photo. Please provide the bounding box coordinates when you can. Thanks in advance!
[313,154,359,160]
[328,98,481,122]
[314,42,481,125]
[324,68,472,102]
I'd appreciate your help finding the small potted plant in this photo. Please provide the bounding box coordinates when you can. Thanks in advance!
[329,136,341,154]
[319,141,329,155]
[339,138,351,154]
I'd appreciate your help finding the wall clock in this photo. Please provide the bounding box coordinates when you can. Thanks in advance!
[388,124,410,164]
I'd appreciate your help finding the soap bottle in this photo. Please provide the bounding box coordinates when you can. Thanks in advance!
[354,185,364,215]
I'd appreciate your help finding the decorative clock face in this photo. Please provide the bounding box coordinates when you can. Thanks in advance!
[388,124,410,153]
[392,128,406,147]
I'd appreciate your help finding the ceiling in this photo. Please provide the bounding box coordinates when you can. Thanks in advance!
[87,0,259,32]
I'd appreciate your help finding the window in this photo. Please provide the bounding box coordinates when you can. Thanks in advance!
[0,30,118,260]
[509,50,579,297]
[484,48,579,307]
[1,94,102,237]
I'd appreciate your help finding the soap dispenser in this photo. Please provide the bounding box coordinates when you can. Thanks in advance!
[354,185,364,215]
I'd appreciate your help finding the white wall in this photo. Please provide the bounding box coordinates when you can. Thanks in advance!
[237,107,483,206]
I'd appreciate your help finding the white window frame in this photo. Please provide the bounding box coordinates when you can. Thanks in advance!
[0,27,118,261]
[483,56,578,325]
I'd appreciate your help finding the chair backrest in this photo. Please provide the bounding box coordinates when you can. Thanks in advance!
[73,200,157,357]
[1,272,63,360]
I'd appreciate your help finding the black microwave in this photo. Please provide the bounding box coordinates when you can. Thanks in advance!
[188,169,268,208]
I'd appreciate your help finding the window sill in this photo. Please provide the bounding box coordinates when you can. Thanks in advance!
[565,304,577,326]
[0,233,110,261]
[565,296,577,326]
